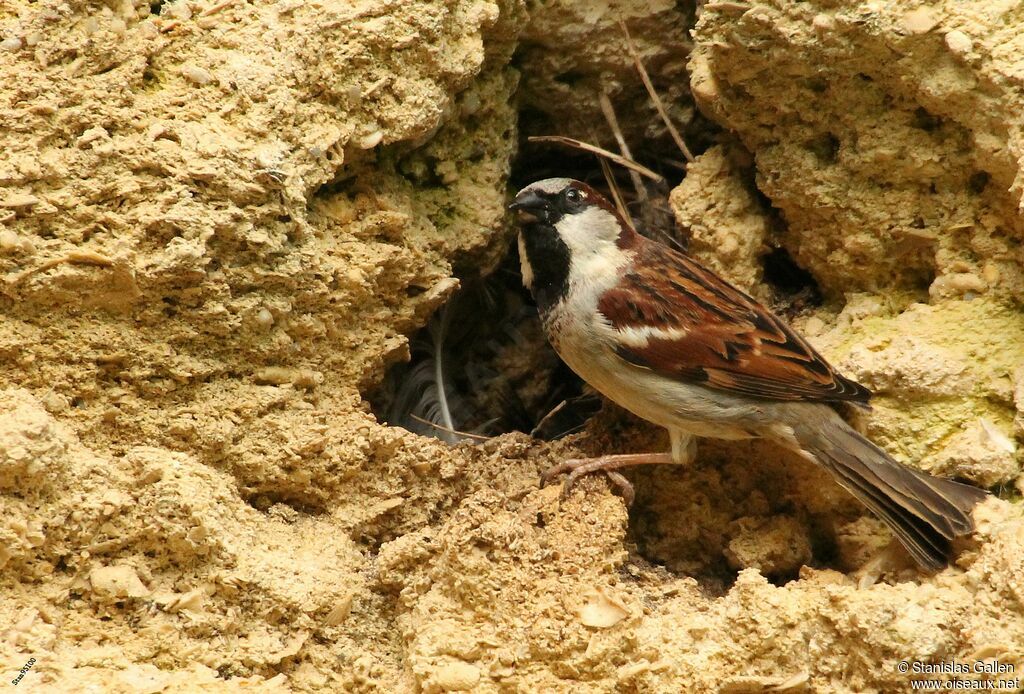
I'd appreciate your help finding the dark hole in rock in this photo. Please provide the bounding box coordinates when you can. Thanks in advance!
[368,247,592,444]
[368,114,883,585]
[968,170,990,194]
[553,70,586,87]
[806,132,840,164]
[245,491,326,517]
[371,121,699,445]
[762,246,821,303]
[912,106,942,132]
[804,76,829,93]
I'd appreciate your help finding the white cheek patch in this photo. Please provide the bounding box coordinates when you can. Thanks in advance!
[558,206,621,258]
[517,233,534,289]
[557,207,631,298]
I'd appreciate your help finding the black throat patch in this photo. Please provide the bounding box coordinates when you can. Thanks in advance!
[519,222,570,315]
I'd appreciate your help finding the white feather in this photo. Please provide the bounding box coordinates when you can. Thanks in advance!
[613,325,690,347]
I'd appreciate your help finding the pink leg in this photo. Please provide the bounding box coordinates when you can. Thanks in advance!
[540,453,674,506]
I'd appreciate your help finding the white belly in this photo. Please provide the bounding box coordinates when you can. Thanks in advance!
[543,297,765,441]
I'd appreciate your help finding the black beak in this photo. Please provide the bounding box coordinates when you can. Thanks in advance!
[508,190,551,225]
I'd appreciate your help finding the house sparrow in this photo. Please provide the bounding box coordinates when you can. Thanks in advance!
[509,177,988,571]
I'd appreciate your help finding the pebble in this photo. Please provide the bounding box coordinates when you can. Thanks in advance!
[433,662,480,692]
[944,29,973,56]
[802,316,826,336]
[256,308,274,328]
[948,272,986,293]
[165,2,193,20]
[359,130,384,149]
[90,565,151,598]
[181,65,213,85]
[460,92,480,115]
[253,367,322,388]
[78,126,110,147]
[982,262,1000,284]
[0,37,22,52]
[0,193,40,209]
[812,14,834,32]
[579,588,629,628]
[324,593,354,626]
[0,229,21,251]
[901,7,938,34]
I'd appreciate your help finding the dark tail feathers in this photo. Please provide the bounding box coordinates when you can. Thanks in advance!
[799,416,989,571]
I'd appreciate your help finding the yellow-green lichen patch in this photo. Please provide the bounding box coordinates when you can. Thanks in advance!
[803,297,1024,487]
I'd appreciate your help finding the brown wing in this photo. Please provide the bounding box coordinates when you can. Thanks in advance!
[599,240,871,404]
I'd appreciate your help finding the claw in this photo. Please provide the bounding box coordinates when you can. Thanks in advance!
[606,471,635,507]
[539,460,574,489]
[542,458,637,507]
[540,453,672,507]
[561,467,588,501]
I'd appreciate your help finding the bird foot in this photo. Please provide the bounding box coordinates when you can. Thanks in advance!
[539,452,674,507]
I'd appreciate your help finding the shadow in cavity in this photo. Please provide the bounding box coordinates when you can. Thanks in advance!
[367,247,593,445]
[622,433,879,591]
[244,490,327,517]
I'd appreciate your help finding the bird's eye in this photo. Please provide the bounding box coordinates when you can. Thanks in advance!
[564,188,582,204]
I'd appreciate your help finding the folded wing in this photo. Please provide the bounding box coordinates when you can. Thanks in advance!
[598,240,871,404]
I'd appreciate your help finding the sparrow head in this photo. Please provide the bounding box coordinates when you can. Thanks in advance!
[510,178,632,238]
[510,178,638,312]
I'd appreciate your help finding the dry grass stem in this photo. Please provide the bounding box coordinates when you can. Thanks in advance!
[620,21,695,164]
[408,414,493,442]
[599,157,632,225]
[598,92,649,213]
[527,135,664,181]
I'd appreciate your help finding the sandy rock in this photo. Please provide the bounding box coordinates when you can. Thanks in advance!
[724,516,813,576]
[929,418,1018,487]
[1,0,525,685]
[669,143,770,298]
[2,0,1024,691]
[690,0,1024,303]
[89,565,151,599]
[0,389,66,495]
[1014,366,1024,438]
[517,0,695,148]
[800,298,1024,487]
